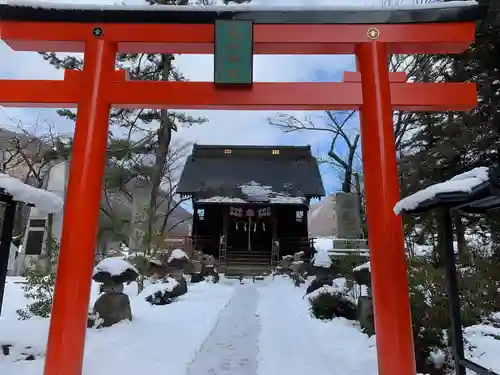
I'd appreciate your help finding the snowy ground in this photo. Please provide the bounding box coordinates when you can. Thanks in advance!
[1,276,500,375]
[0,277,236,375]
[257,278,378,375]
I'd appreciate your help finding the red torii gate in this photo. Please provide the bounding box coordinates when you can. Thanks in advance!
[0,3,481,375]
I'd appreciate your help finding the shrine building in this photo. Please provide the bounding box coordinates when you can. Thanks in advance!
[177,144,325,275]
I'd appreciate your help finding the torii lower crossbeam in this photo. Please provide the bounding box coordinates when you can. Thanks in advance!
[0,74,477,111]
[0,3,483,375]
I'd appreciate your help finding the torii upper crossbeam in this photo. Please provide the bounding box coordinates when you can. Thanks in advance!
[0,2,484,375]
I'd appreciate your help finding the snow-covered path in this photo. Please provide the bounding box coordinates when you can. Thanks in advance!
[186,284,260,375]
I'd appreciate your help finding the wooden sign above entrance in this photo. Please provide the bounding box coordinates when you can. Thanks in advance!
[214,20,253,85]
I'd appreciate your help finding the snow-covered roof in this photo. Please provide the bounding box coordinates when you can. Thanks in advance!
[238,181,306,204]
[0,1,483,30]
[196,182,307,205]
[0,173,64,213]
[394,167,490,214]
[198,195,305,204]
[178,146,324,201]
[5,1,479,12]
[197,196,247,204]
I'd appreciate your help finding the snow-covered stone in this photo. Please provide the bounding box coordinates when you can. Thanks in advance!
[313,237,334,252]
[168,249,189,263]
[312,250,332,268]
[0,173,63,213]
[93,257,139,284]
[167,249,190,274]
[142,278,179,296]
[93,257,139,277]
[149,258,163,267]
[394,167,490,214]
[143,277,188,305]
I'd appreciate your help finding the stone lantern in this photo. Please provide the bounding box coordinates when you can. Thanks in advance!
[89,257,139,328]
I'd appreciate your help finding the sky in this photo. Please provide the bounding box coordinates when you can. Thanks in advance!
[0,0,420,196]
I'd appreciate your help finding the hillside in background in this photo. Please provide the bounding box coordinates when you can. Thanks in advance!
[308,194,337,238]
[0,126,192,246]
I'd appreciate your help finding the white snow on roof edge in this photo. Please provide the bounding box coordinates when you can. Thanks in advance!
[5,0,479,12]
[0,173,64,213]
[394,167,490,215]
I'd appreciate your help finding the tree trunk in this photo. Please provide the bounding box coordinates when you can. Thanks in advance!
[46,213,54,259]
[434,214,446,268]
[341,167,353,193]
[145,54,174,254]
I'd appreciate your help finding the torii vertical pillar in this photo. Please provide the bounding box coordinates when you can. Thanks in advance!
[43,39,116,375]
[357,41,415,375]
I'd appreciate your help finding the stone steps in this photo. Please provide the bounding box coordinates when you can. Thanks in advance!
[224,249,271,277]
[224,267,271,278]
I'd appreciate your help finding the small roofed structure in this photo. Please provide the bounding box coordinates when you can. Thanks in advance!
[0,172,64,315]
[177,144,325,276]
[394,166,497,215]
[395,165,500,375]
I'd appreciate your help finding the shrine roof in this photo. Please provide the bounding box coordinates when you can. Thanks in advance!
[177,144,325,202]
[0,1,483,24]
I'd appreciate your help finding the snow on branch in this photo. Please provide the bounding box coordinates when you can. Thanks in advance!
[353,261,370,272]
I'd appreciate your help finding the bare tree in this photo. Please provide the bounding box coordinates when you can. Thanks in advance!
[100,138,192,254]
[0,115,71,238]
[269,110,360,193]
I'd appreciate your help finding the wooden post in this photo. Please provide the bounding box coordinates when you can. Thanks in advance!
[272,208,278,244]
[222,205,229,240]
[0,199,17,316]
[357,40,416,375]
